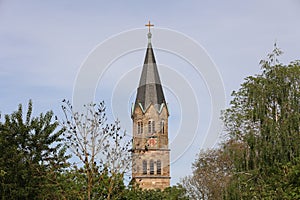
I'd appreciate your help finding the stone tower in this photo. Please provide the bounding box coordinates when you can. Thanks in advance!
[131,23,170,190]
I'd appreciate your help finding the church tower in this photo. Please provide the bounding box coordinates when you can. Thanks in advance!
[131,22,170,190]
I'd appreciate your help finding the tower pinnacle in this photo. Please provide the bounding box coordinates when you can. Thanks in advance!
[145,21,154,44]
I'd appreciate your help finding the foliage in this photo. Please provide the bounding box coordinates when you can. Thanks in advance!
[1,100,186,199]
[122,185,189,200]
[181,46,299,199]
[222,45,300,199]
[0,100,70,200]
[181,148,233,200]
[60,100,131,200]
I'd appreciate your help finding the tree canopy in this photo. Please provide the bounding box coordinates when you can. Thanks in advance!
[0,100,70,199]
[222,46,300,199]
[182,46,300,199]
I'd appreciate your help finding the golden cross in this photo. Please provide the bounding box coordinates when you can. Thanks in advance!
[145,21,154,33]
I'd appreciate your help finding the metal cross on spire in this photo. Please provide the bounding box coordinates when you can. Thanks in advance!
[145,21,154,33]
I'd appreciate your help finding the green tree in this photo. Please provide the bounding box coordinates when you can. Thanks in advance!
[122,185,189,200]
[181,148,233,200]
[222,45,300,199]
[0,100,70,200]
[60,100,131,200]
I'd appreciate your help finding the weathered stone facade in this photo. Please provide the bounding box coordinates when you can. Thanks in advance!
[132,104,170,190]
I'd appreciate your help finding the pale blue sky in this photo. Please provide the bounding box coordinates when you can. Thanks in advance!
[1,0,300,185]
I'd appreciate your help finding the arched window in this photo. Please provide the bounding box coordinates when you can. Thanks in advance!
[152,121,155,133]
[137,121,143,134]
[148,120,155,134]
[157,160,162,175]
[143,160,147,175]
[160,120,165,134]
[148,121,151,133]
[150,160,154,175]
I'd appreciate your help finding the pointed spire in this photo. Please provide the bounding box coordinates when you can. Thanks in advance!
[134,22,166,112]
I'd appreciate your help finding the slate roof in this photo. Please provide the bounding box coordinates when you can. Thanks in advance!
[134,33,166,112]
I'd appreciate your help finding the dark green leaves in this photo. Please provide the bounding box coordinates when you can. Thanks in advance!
[222,48,300,199]
[0,100,69,200]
